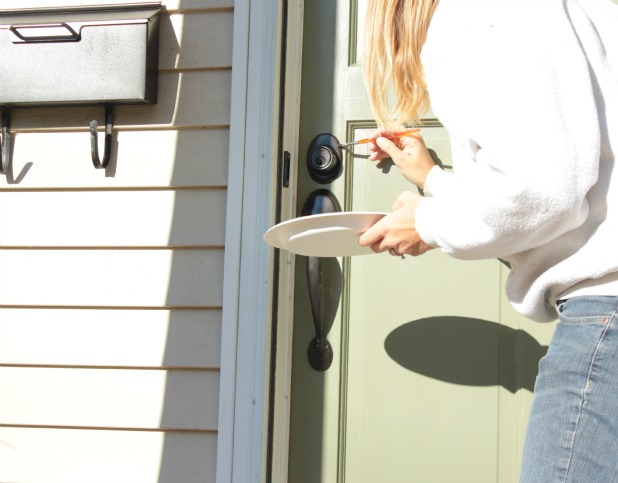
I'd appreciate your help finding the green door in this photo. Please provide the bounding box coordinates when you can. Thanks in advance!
[287,1,556,482]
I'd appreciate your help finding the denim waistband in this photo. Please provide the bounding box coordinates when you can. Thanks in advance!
[557,295,618,319]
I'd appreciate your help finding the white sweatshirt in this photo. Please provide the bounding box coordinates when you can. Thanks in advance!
[415,0,618,322]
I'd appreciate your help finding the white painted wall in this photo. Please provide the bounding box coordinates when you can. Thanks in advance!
[0,0,233,481]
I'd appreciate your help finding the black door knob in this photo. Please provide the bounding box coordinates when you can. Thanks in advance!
[306,133,343,184]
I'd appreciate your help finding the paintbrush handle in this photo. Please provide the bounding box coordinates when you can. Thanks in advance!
[339,128,420,147]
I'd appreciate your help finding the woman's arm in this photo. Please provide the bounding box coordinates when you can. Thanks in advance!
[411,1,602,260]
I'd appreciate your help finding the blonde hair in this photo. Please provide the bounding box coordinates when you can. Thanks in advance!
[363,0,439,128]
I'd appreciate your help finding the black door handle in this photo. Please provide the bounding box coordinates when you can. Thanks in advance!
[301,189,342,371]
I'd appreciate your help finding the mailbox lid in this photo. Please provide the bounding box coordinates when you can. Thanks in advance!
[0,2,161,106]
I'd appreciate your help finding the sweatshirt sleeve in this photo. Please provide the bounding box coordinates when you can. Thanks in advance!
[414,0,602,260]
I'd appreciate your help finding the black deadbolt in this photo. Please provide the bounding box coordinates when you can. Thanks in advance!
[306,133,343,184]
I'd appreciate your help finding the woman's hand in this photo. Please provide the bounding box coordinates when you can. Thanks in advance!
[359,191,434,257]
[367,129,436,189]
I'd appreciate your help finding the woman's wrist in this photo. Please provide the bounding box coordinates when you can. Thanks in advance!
[419,164,440,192]
[416,161,437,190]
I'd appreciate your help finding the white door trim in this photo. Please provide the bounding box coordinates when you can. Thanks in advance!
[266,0,305,480]
[217,0,286,482]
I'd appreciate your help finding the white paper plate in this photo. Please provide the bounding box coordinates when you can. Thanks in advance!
[263,212,387,257]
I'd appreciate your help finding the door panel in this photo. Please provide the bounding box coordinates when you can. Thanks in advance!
[344,125,503,482]
[288,1,556,482]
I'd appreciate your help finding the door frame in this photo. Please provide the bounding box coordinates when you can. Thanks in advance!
[217,0,303,482]
[217,1,565,481]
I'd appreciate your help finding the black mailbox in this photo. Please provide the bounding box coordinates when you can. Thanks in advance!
[0,2,161,173]
[0,2,161,106]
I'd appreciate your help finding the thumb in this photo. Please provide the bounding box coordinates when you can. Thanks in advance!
[376,137,403,164]
[392,190,416,210]
[376,136,397,152]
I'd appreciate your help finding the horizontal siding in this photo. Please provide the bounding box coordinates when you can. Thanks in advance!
[0,308,221,367]
[0,190,226,246]
[162,12,234,70]
[0,2,233,482]
[0,0,232,10]
[1,129,229,189]
[0,367,219,430]
[0,249,224,306]
[4,71,231,130]
[0,428,217,483]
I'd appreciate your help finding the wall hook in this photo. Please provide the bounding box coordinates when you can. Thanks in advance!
[90,103,113,169]
[0,108,11,175]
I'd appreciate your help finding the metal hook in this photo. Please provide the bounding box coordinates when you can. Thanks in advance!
[90,103,113,169]
[1,108,11,175]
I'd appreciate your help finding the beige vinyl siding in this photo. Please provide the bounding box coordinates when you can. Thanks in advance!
[0,0,232,481]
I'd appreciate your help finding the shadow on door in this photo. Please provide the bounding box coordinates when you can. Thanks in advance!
[385,316,548,393]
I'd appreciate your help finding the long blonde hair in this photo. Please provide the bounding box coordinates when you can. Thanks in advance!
[363,0,439,128]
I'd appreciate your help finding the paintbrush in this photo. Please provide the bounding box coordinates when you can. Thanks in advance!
[337,128,420,148]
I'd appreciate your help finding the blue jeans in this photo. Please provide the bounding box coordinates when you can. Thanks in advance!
[520,296,618,483]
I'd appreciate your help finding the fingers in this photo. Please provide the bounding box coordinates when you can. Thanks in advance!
[371,134,436,188]
[364,232,432,258]
[368,128,412,159]
[375,136,423,168]
[373,137,398,160]
[367,141,392,161]
[359,205,406,252]
[359,217,386,250]
[368,136,399,162]
[392,190,417,211]
[359,191,429,257]
[369,134,422,165]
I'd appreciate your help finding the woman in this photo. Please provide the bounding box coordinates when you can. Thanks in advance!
[359,0,618,481]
